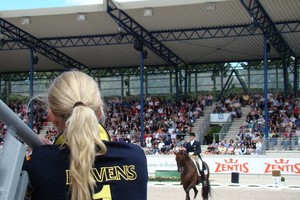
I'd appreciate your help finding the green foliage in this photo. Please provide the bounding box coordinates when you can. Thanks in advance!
[7,94,30,103]
[205,125,222,144]
[148,176,180,182]
[226,85,243,94]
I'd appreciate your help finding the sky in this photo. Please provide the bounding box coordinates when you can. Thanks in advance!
[0,0,104,11]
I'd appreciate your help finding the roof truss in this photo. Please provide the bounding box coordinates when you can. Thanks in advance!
[0,18,89,72]
[107,0,185,66]
[0,21,298,50]
[240,0,294,58]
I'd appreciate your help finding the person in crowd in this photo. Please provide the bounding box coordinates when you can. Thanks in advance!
[239,143,247,155]
[206,94,214,106]
[234,144,241,155]
[218,143,227,155]
[23,70,148,200]
[255,138,263,155]
[227,144,235,155]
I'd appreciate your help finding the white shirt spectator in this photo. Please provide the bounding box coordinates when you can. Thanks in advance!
[168,126,175,134]
[256,139,263,155]
[145,136,152,148]
[158,141,165,150]
[170,132,177,140]
[154,132,159,139]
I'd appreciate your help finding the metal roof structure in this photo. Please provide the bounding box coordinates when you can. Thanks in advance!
[0,0,299,73]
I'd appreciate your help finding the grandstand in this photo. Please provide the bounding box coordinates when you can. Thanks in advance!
[0,0,299,187]
[223,106,252,141]
[0,0,299,149]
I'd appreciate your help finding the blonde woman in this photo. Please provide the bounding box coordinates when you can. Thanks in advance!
[23,71,148,200]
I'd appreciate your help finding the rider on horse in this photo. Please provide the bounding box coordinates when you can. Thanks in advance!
[185,132,206,176]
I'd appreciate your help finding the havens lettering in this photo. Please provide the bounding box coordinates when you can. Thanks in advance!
[65,165,137,185]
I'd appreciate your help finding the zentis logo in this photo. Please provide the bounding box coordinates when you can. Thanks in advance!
[264,159,300,174]
[215,158,249,173]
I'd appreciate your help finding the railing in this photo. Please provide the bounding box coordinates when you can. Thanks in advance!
[219,118,232,134]
[264,138,299,151]
[203,137,299,156]
[213,114,232,141]
[212,133,227,141]
[198,113,210,144]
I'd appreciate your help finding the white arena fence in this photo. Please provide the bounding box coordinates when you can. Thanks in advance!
[146,155,300,175]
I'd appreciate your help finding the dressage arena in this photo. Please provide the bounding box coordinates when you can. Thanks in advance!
[147,174,300,200]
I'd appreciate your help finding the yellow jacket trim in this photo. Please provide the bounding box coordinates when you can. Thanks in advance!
[54,124,110,145]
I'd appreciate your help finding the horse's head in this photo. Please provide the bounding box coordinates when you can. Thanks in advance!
[175,149,189,173]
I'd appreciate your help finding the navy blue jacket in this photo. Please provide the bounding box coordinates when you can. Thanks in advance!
[23,141,148,200]
[185,140,201,157]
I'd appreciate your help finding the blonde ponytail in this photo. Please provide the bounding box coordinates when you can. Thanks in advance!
[66,105,106,200]
[47,71,107,200]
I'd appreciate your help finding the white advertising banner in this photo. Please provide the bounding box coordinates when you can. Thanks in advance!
[147,156,300,175]
[210,113,232,123]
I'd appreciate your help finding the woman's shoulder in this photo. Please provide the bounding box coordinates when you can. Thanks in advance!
[102,141,146,160]
[35,144,66,150]
[29,144,69,159]
[23,145,70,175]
[95,142,147,170]
[104,141,144,153]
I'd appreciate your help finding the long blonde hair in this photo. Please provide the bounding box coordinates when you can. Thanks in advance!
[47,71,107,200]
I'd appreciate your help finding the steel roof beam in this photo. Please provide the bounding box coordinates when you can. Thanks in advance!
[1,59,285,81]
[106,0,185,66]
[0,71,63,81]
[43,33,134,48]
[0,18,89,72]
[151,21,300,41]
[1,21,298,50]
[240,0,294,58]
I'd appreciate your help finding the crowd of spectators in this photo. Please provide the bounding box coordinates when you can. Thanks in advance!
[2,91,300,156]
[205,91,300,156]
[103,95,209,155]
[212,93,243,119]
[0,95,212,155]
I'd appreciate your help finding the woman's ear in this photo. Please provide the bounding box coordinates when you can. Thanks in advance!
[95,110,102,120]
[48,109,58,125]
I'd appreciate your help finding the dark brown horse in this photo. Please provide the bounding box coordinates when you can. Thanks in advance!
[175,150,211,200]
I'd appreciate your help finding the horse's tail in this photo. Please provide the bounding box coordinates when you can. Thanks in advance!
[201,162,211,200]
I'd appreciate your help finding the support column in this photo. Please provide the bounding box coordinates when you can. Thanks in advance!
[145,73,148,96]
[139,48,145,147]
[282,59,288,97]
[169,71,173,94]
[247,65,250,89]
[276,64,279,90]
[175,66,179,100]
[29,48,34,129]
[294,58,298,95]
[263,35,269,138]
[195,72,198,93]
[121,75,124,100]
[184,65,188,99]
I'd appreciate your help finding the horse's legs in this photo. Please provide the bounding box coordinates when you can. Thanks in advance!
[185,186,199,200]
[185,191,190,200]
[184,188,191,200]
[184,184,194,200]
[201,163,211,200]
[192,185,198,199]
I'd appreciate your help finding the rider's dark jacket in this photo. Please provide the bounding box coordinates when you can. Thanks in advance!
[185,140,201,158]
